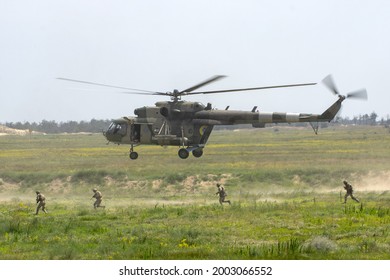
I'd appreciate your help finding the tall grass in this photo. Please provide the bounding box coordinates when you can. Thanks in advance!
[1,196,390,259]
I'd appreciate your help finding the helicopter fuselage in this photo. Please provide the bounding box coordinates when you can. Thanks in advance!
[103,97,343,159]
[57,74,365,160]
[104,101,212,148]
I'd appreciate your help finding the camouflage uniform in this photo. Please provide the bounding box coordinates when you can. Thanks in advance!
[35,191,47,214]
[92,188,105,209]
[216,184,231,205]
[343,180,360,203]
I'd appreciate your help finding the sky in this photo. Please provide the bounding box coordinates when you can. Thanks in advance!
[1,0,390,123]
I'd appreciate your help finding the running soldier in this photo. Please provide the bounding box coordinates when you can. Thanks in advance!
[343,180,360,203]
[35,191,47,215]
[92,188,105,209]
[215,183,231,205]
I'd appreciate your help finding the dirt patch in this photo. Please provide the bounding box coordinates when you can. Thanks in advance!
[104,176,116,186]
[152,179,163,190]
[0,178,21,193]
[46,179,72,194]
[0,125,43,136]
[196,173,233,189]
[2,172,388,203]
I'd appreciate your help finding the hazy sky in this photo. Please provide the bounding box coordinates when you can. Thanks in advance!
[1,0,389,123]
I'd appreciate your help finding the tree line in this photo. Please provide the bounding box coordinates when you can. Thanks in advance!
[333,112,385,126]
[2,112,389,134]
[3,119,111,134]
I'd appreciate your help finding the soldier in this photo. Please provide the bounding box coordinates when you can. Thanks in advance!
[92,188,105,209]
[343,180,360,203]
[215,183,231,205]
[35,191,47,215]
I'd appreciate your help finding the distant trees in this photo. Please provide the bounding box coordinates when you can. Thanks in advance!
[4,119,111,134]
[2,111,388,134]
[332,112,381,126]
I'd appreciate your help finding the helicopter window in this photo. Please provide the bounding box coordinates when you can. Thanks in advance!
[117,124,127,135]
[195,102,205,109]
[108,123,127,135]
[108,123,116,131]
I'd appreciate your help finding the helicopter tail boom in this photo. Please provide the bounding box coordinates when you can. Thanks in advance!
[193,96,347,127]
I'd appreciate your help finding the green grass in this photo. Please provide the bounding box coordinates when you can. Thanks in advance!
[1,197,390,259]
[1,125,390,259]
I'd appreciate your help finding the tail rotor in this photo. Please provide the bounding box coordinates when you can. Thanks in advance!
[346,89,368,100]
[322,74,367,100]
[319,74,368,122]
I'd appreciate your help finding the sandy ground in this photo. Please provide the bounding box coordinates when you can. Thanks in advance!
[1,172,389,203]
[0,125,44,136]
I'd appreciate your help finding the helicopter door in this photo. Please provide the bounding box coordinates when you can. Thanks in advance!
[130,124,141,143]
[140,124,152,144]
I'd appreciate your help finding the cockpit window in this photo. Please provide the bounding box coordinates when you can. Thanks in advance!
[108,123,116,131]
[108,122,127,135]
[194,102,205,110]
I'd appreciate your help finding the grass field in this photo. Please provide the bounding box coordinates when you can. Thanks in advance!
[1,125,390,259]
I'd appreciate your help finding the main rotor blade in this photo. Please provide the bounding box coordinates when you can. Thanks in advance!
[188,82,317,95]
[120,91,165,96]
[346,89,368,100]
[180,75,227,94]
[322,74,339,95]
[57,77,156,94]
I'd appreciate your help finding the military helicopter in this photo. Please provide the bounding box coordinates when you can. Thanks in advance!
[58,75,367,160]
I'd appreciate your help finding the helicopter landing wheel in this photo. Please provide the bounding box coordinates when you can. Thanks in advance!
[178,148,189,159]
[192,149,203,158]
[129,151,138,160]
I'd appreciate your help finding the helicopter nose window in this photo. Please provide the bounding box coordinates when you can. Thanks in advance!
[108,122,127,135]
[108,123,115,131]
